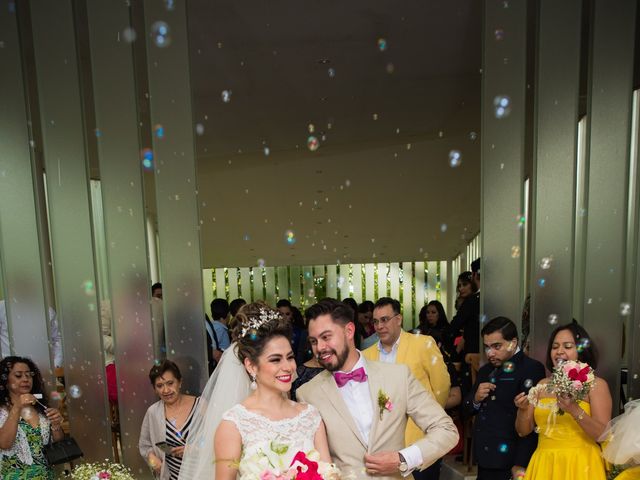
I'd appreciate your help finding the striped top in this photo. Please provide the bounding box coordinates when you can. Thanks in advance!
[165,396,200,480]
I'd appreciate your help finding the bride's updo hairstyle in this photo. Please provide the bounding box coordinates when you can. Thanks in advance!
[233,301,292,367]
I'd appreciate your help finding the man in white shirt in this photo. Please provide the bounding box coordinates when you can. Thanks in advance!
[0,299,63,367]
[297,299,458,479]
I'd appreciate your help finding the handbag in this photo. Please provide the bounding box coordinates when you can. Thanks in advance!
[43,436,83,465]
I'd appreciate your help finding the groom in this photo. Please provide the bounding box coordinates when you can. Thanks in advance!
[297,299,458,479]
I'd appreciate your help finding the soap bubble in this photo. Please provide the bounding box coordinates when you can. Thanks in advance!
[328,68,336,78]
[524,379,533,388]
[440,224,448,233]
[538,278,546,287]
[539,257,552,270]
[449,150,462,168]
[494,95,511,118]
[221,90,232,103]
[385,62,395,74]
[257,258,266,267]
[141,148,154,170]
[494,29,505,41]
[151,21,171,48]
[69,385,82,399]
[502,361,515,373]
[263,147,270,157]
[469,131,478,141]
[511,246,520,258]
[154,124,164,139]
[377,38,387,51]
[285,230,296,245]
[498,443,508,453]
[620,303,631,316]
[547,314,558,325]
[122,27,137,43]
[307,136,319,152]
[195,123,205,136]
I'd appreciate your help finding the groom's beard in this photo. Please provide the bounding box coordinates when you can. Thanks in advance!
[317,345,350,372]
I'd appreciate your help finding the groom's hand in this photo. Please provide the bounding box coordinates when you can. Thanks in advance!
[364,451,401,475]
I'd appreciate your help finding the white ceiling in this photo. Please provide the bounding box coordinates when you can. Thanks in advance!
[187,0,482,268]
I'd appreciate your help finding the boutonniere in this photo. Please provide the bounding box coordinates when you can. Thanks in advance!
[377,389,393,420]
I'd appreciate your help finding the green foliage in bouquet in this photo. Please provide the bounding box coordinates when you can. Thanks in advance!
[62,461,135,480]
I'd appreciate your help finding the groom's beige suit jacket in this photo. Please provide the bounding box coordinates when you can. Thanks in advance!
[297,358,458,480]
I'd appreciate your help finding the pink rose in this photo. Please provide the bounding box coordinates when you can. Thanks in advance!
[562,363,574,375]
[98,473,111,480]
[572,380,583,390]
[260,470,276,480]
[385,401,393,411]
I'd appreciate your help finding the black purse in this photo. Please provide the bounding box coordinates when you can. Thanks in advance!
[43,436,83,466]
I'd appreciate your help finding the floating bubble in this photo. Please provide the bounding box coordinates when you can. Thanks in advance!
[307,288,316,298]
[503,361,515,373]
[547,313,559,325]
[494,29,505,41]
[377,38,387,51]
[345,179,351,187]
[195,123,205,136]
[81,280,95,296]
[69,385,82,399]
[517,215,526,227]
[308,123,315,133]
[577,338,590,353]
[438,130,444,138]
[540,257,552,270]
[440,224,448,233]
[243,234,250,241]
[153,124,164,139]
[620,303,632,316]
[490,395,496,401]
[164,0,175,10]
[263,146,270,157]
[524,379,533,388]
[307,135,319,152]
[257,258,266,267]
[221,90,232,103]
[50,391,62,401]
[494,95,512,119]
[498,443,508,453]
[511,246,521,258]
[94,128,102,138]
[372,113,379,121]
[122,27,137,43]
[385,63,395,74]
[449,150,462,168]
[534,426,541,434]
[285,230,296,245]
[538,278,546,287]
[151,21,171,48]
[469,131,478,141]
[328,68,336,78]
[141,148,154,170]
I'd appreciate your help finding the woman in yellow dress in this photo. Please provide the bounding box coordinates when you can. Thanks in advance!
[514,321,611,480]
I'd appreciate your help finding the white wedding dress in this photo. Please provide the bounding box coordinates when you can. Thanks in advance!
[222,403,322,479]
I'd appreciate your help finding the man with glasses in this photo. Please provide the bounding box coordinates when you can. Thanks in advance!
[364,297,450,480]
[462,317,545,480]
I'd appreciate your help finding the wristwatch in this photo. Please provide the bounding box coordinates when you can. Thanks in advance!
[398,453,409,473]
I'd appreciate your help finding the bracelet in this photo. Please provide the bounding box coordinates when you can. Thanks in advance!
[574,409,585,421]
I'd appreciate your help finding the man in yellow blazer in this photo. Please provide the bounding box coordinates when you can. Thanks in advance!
[364,298,451,480]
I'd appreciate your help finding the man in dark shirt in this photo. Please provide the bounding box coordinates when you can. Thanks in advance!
[463,317,545,480]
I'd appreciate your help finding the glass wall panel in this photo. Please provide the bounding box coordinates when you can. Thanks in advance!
[30,0,112,459]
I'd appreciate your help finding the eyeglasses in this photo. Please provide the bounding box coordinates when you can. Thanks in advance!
[372,313,399,326]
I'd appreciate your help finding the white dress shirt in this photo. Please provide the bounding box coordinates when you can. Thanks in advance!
[377,336,401,364]
[334,352,423,474]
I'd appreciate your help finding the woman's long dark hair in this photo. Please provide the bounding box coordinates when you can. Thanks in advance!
[0,356,49,414]
[419,300,449,331]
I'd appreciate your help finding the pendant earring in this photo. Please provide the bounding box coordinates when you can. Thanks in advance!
[250,373,257,390]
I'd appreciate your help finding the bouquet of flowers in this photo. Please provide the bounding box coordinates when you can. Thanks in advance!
[239,440,349,480]
[63,461,135,480]
[545,360,595,414]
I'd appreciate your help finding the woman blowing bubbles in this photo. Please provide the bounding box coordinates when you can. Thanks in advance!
[0,356,64,480]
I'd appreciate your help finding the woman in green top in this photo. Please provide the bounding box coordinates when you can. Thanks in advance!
[0,356,65,479]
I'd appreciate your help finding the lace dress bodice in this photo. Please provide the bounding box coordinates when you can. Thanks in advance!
[222,403,321,479]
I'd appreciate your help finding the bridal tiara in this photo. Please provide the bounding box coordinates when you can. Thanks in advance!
[240,308,282,339]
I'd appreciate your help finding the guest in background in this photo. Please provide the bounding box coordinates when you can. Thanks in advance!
[291,307,324,402]
[450,271,479,393]
[515,321,611,480]
[139,360,200,480]
[364,297,451,480]
[358,301,379,349]
[464,317,545,480]
[0,356,64,480]
[101,301,118,404]
[417,301,454,361]
[209,299,231,351]
[152,282,163,300]
[341,298,361,348]
[228,298,246,332]
[290,306,309,365]
[276,299,294,322]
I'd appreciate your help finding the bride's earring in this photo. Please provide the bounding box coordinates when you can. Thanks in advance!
[250,373,257,390]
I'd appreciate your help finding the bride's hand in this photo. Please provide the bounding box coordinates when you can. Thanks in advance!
[556,394,579,415]
[364,451,403,475]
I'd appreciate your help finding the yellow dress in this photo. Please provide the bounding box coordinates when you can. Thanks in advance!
[524,398,606,480]
[614,466,640,480]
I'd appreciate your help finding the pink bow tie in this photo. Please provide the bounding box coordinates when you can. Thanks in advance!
[334,367,368,388]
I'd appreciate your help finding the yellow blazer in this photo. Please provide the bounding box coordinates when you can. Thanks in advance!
[297,359,458,480]
[364,330,451,446]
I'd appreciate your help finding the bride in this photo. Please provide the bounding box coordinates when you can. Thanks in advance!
[178,302,330,479]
